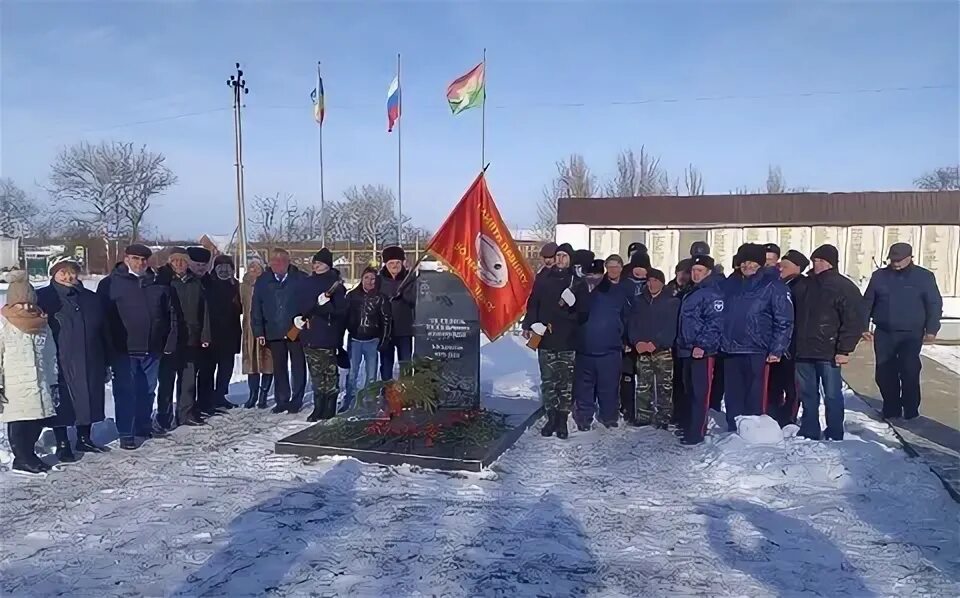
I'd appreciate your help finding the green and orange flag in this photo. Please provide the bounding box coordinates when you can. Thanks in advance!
[446,62,485,115]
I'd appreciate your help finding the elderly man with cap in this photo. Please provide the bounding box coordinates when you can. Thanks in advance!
[675,254,725,445]
[157,246,211,427]
[203,254,242,412]
[252,248,307,413]
[792,244,864,440]
[766,249,810,427]
[37,256,109,458]
[521,242,578,439]
[97,244,178,450]
[572,258,630,430]
[720,243,794,432]
[378,246,416,380]
[862,242,942,420]
[537,242,558,279]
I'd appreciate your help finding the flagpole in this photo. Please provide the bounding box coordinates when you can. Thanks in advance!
[396,52,403,246]
[319,121,325,246]
[481,48,486,170]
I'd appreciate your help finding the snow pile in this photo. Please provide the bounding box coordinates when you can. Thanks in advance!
[735,415,784,445]
[921,344,960,376]
[1,339,959,596]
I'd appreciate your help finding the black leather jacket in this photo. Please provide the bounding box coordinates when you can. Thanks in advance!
[347,285,390,343]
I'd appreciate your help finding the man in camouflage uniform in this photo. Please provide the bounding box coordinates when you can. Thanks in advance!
[522,243,579,439]
[626,269,680,428]
[305,348,340,417]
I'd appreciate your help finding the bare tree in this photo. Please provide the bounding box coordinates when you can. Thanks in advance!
[114,143,177,241]
[341,185,399,254]
[249,192,301,244]
[915,166,960,191]
[683,163,704,196]
[604,147,671,197]
[731,164,807,195]
[0,178,38,237]
[535,154,598,240]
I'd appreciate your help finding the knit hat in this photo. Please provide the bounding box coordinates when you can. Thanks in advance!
[627,242,648,258]
[187,246,212,263]
[539,242,558,258]
[125,244,152,259]
[213,255,235,267]
[4,270,36,305]
[382,246,405,263]
[675,258,693,273]
[312,248,333,268]
[167,246,188,259]
[691,255,715,270]
[584,259,605,275]
[605,254,624,265]
[739,243,766,266]
[689,241,711,257]
[763,243,782,258]
[781,249,810,271]
[647,268,666,284]
[48,255,81,278]
[810,244,839,269]
[572,249,595,269]
[555,243,574,258]
[629,250,651,270]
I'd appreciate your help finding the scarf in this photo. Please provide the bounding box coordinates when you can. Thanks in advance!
[1,303,48,335]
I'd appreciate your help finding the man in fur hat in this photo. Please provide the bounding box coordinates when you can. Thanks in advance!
[378,246,416,380]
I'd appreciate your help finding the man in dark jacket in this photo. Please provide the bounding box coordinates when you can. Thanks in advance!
[204,254,242,410]
[676,255,724,445]
[521,242,578,439]
[97,244,178,450]
[626,268,680,428]
[572,259,629,430]
[666,259,693,299]
[378,246,415,381]
[252,248,307,414]
[161,247,212,426]
[720,243,794,432]
[618,249,649,418]
[38,256,109,458]
[344,266,390,411]
[536,242,557,279]
[795,244,864,440]
[295,248,348,421]
[768,249,810,427]
[862,242,943,420]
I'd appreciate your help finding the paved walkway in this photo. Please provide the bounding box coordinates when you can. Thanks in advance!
[844,343,960,501]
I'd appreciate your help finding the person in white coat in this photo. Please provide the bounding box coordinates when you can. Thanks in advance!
[0,271,59,475]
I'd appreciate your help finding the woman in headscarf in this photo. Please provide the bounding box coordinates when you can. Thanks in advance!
[1,271,59,475]
[37,257,109,460]
[240,257,273,408]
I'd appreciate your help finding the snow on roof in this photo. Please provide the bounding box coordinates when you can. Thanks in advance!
[203,234,234,251]
[510,228,541,242]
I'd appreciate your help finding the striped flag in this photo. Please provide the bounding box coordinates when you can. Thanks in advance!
[446,62,485,115]
[386,76,400,132]
[310,64,325,125]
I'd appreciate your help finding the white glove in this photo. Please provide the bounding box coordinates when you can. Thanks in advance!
[560,288,576,306]
[293,315,307,330]
[317,294,330,306]
[531,322,547,336]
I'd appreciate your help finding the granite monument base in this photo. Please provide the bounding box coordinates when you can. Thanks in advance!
[275,397,542,472]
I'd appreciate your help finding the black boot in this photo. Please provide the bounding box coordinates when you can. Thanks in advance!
[244,389,257,409]
[555,411,570,439]
[53,428,77,463]
[12,457,47,476]
[540,410,558,437]
[119,437,137,450]
[257,387,269,409]
[306,402,323,423]
[75,425,105,453]
[322,394,338,420]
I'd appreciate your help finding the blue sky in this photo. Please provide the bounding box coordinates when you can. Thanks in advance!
[2,0,957,239]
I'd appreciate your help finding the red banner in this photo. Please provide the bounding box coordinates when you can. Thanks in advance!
[426,173,535,340]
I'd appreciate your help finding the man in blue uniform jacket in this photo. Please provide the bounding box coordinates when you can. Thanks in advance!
[862,242,942,420]
[720,243,794,432]
[675,255,725,445]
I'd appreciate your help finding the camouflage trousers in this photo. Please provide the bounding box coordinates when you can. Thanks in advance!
[538,350,575,412]
[304,347,340,401]
[635,350,674,426]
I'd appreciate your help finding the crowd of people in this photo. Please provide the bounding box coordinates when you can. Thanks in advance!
[0,244,412,475]
[0,232,945,474]
[521,239,943,445]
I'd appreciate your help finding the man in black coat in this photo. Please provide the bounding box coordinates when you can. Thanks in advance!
[768,249,810,427]
[97,244,178,450]
[37,256,109,459]
[160,247,211,427]
[344,266,390,411]
[378,246,416,381]
[252,248,307,413]
[862,242,943,420]
[521,242,579,439]
[795,244,864,440]
[205,255,242,409]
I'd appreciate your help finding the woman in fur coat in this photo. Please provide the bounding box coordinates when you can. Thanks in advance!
[0,271,59,475]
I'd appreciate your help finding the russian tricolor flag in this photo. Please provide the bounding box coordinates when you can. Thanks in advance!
[386,76,400,132]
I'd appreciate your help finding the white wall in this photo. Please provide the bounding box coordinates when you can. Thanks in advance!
[555,224,589,249]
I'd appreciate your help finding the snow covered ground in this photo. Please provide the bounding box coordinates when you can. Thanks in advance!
[1,334,958,596]
[921,344,960,377]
